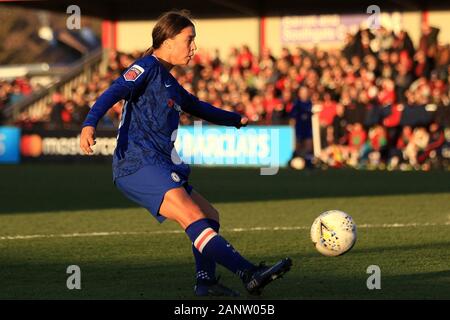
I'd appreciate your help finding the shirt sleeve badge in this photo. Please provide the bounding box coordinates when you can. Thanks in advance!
[123,64,145,81]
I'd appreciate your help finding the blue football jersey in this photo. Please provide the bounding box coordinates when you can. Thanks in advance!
[290,99,313,135]
[83,55,242,180]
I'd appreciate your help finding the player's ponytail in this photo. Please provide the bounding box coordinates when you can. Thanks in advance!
[143,46,154,57]
[143,9,194,57]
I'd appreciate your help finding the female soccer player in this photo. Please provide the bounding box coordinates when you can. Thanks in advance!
[80,10,291,297]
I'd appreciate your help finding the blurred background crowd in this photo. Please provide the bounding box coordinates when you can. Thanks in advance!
[2,24,450,170]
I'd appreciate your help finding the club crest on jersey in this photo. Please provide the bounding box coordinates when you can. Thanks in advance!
[171,172,181,182]
[123,64,145,81]
[168,98,182,113]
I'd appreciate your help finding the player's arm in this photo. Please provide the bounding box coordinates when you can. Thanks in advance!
[81,83,131,129]
[178,85,247,128]
[80,63,150,155]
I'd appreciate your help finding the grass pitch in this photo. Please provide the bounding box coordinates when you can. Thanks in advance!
[0,164,449,299]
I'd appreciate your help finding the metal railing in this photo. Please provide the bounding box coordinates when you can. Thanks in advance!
[3,48,105,123]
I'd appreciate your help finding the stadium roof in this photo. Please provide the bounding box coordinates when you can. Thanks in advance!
[4,0,450,19]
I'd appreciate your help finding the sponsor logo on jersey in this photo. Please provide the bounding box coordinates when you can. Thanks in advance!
[168,98,182,113]
[123,64,145,81]
[171,172,181,182]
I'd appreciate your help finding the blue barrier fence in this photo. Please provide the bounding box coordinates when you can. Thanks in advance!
[0,126,21,164]
[2,125,295,167]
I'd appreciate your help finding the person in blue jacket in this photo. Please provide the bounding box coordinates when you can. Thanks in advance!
[80,10,291,297]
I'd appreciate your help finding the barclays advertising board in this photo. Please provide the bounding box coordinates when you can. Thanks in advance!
[174,125,294,169]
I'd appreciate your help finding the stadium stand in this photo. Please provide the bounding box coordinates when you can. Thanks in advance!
[0,2,447,171]
[6,24,449,170]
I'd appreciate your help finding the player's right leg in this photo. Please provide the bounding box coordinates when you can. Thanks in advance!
[160,187,292,296]
[160,187,244,296]
[160,187,257,273]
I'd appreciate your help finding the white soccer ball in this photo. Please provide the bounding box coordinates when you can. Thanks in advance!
[310,210,357,257]
[290,157,305,170]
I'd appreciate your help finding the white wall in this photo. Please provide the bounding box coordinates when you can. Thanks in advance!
[427,10,450,45]
[117,18,259,58]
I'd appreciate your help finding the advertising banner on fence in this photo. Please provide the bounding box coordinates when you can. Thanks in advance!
[20,129,117,162]
[0,126,21,164]
[19,125,294,167]
[175,125,293,167]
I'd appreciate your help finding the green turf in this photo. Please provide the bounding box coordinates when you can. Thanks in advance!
[0,164,449,299]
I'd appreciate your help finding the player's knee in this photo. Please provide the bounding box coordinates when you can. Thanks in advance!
[182,205,207,225]
[187,209,206,221]
[185,206,222,229]
[207,207,220,223]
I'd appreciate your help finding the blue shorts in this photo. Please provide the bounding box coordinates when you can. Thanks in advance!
[114,165,193,223]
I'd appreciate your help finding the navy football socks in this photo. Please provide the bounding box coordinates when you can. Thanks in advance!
[192,218,219,282]
[186,218,255,279]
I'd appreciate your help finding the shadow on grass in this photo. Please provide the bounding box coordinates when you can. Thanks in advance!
[1,256,449,299]
[1,164,449,214]
[350,241,450,255]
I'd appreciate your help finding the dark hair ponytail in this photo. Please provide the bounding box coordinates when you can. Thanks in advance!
[143,46,154,56]
[143,9,194,57]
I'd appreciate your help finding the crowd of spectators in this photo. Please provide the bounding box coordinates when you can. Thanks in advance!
[11,24,450,170]
[0,77,37,121]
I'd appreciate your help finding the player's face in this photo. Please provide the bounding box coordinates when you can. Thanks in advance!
[169,26,197,65]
